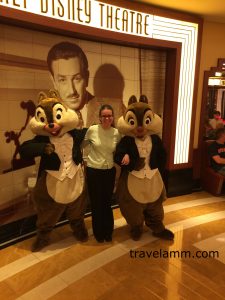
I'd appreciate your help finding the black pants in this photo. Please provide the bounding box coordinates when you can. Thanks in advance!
[86,167,116,241]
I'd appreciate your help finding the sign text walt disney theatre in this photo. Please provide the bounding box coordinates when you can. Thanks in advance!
[0,0,153,37]
[0,0,199,165]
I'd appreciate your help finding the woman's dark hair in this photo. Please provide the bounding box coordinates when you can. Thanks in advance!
[99,104,114,117]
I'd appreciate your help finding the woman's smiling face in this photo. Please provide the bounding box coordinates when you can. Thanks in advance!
[100,108,114,129]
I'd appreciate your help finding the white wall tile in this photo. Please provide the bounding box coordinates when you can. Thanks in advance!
[123,80,138,105]
[134,48,140,59]
[6,70,35,89]
[86,52,102,77]
[134,80,141,98]
[121,57,135,80]
[0,25,5,53]
[12,182,29,199]
[33,36,81,61]
[0,171,13,188]
[92,77,124,99]
[0,100,10,130]
[134,58,140,81]
[0,67,8,88]
[9,100,28,130]
[102,43,120,56]
[4,24,32,41]
[32,43,49,61]
[34,71,52,90]
[86,76,94,96]
[12,166,36,186]
[0,185,14,205]
[121,46,136,58]
[4,26,33,57]
[7,88,40,103]
[32,32,80,60]
[0,130,13,172]
[101,54,121,70]
[80,40,101,54]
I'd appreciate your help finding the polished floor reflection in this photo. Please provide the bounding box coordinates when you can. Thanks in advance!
[1,191,225,300]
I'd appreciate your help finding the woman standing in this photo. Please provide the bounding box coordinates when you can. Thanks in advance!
[85,105,121,242]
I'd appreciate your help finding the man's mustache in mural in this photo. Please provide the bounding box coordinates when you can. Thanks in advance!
[66,92,80,99]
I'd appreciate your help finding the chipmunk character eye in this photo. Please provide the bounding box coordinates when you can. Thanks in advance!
[143,110,154,127]
[35,107,47,124]
[125,110,137,128]
[52,103,66,122]
[145,117,151,125]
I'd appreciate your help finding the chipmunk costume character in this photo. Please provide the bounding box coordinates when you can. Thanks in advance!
[114,95,174,241]
[20,90,88,251]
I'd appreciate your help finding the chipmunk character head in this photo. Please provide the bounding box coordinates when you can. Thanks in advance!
[29,89,79,137]
[117,95,162,138]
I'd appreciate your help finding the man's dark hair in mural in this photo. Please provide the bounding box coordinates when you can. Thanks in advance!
[47,41,93,111]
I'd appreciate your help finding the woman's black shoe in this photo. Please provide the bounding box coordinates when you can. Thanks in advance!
[105,235,112,242]
[96,238,104,243]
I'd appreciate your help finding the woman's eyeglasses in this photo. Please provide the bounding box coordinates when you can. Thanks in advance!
[100,115,113,119]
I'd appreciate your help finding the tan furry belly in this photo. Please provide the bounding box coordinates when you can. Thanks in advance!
[127,171,163,203]
[46,168,84,204]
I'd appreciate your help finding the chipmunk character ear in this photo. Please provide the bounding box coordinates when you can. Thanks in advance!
[128,95,138,105]
[37,90,61,104]
[139,94,154,116]
[48,89,61,100]
[139,94,148,104]
[38,91,48,103]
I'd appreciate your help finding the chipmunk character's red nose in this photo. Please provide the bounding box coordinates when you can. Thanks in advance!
[44,123,61,136]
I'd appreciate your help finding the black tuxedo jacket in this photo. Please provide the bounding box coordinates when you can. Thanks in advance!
[19,129,87,178]
[114,134,166,177]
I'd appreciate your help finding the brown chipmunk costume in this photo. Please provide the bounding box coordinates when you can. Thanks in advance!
[114,95,174,241]
[20,90,88,251]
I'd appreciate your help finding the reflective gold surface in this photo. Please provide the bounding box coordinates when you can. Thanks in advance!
[1,191,225,300]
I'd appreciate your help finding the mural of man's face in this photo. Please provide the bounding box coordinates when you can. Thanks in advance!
[51,57,88,110]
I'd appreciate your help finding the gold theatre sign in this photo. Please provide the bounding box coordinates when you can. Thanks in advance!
[0,0,199,165]
[0,0,153,36]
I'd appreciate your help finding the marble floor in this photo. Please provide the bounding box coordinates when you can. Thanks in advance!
[1,191,225,300]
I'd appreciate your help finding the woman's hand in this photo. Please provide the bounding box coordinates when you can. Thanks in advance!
[121,154,130,165]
